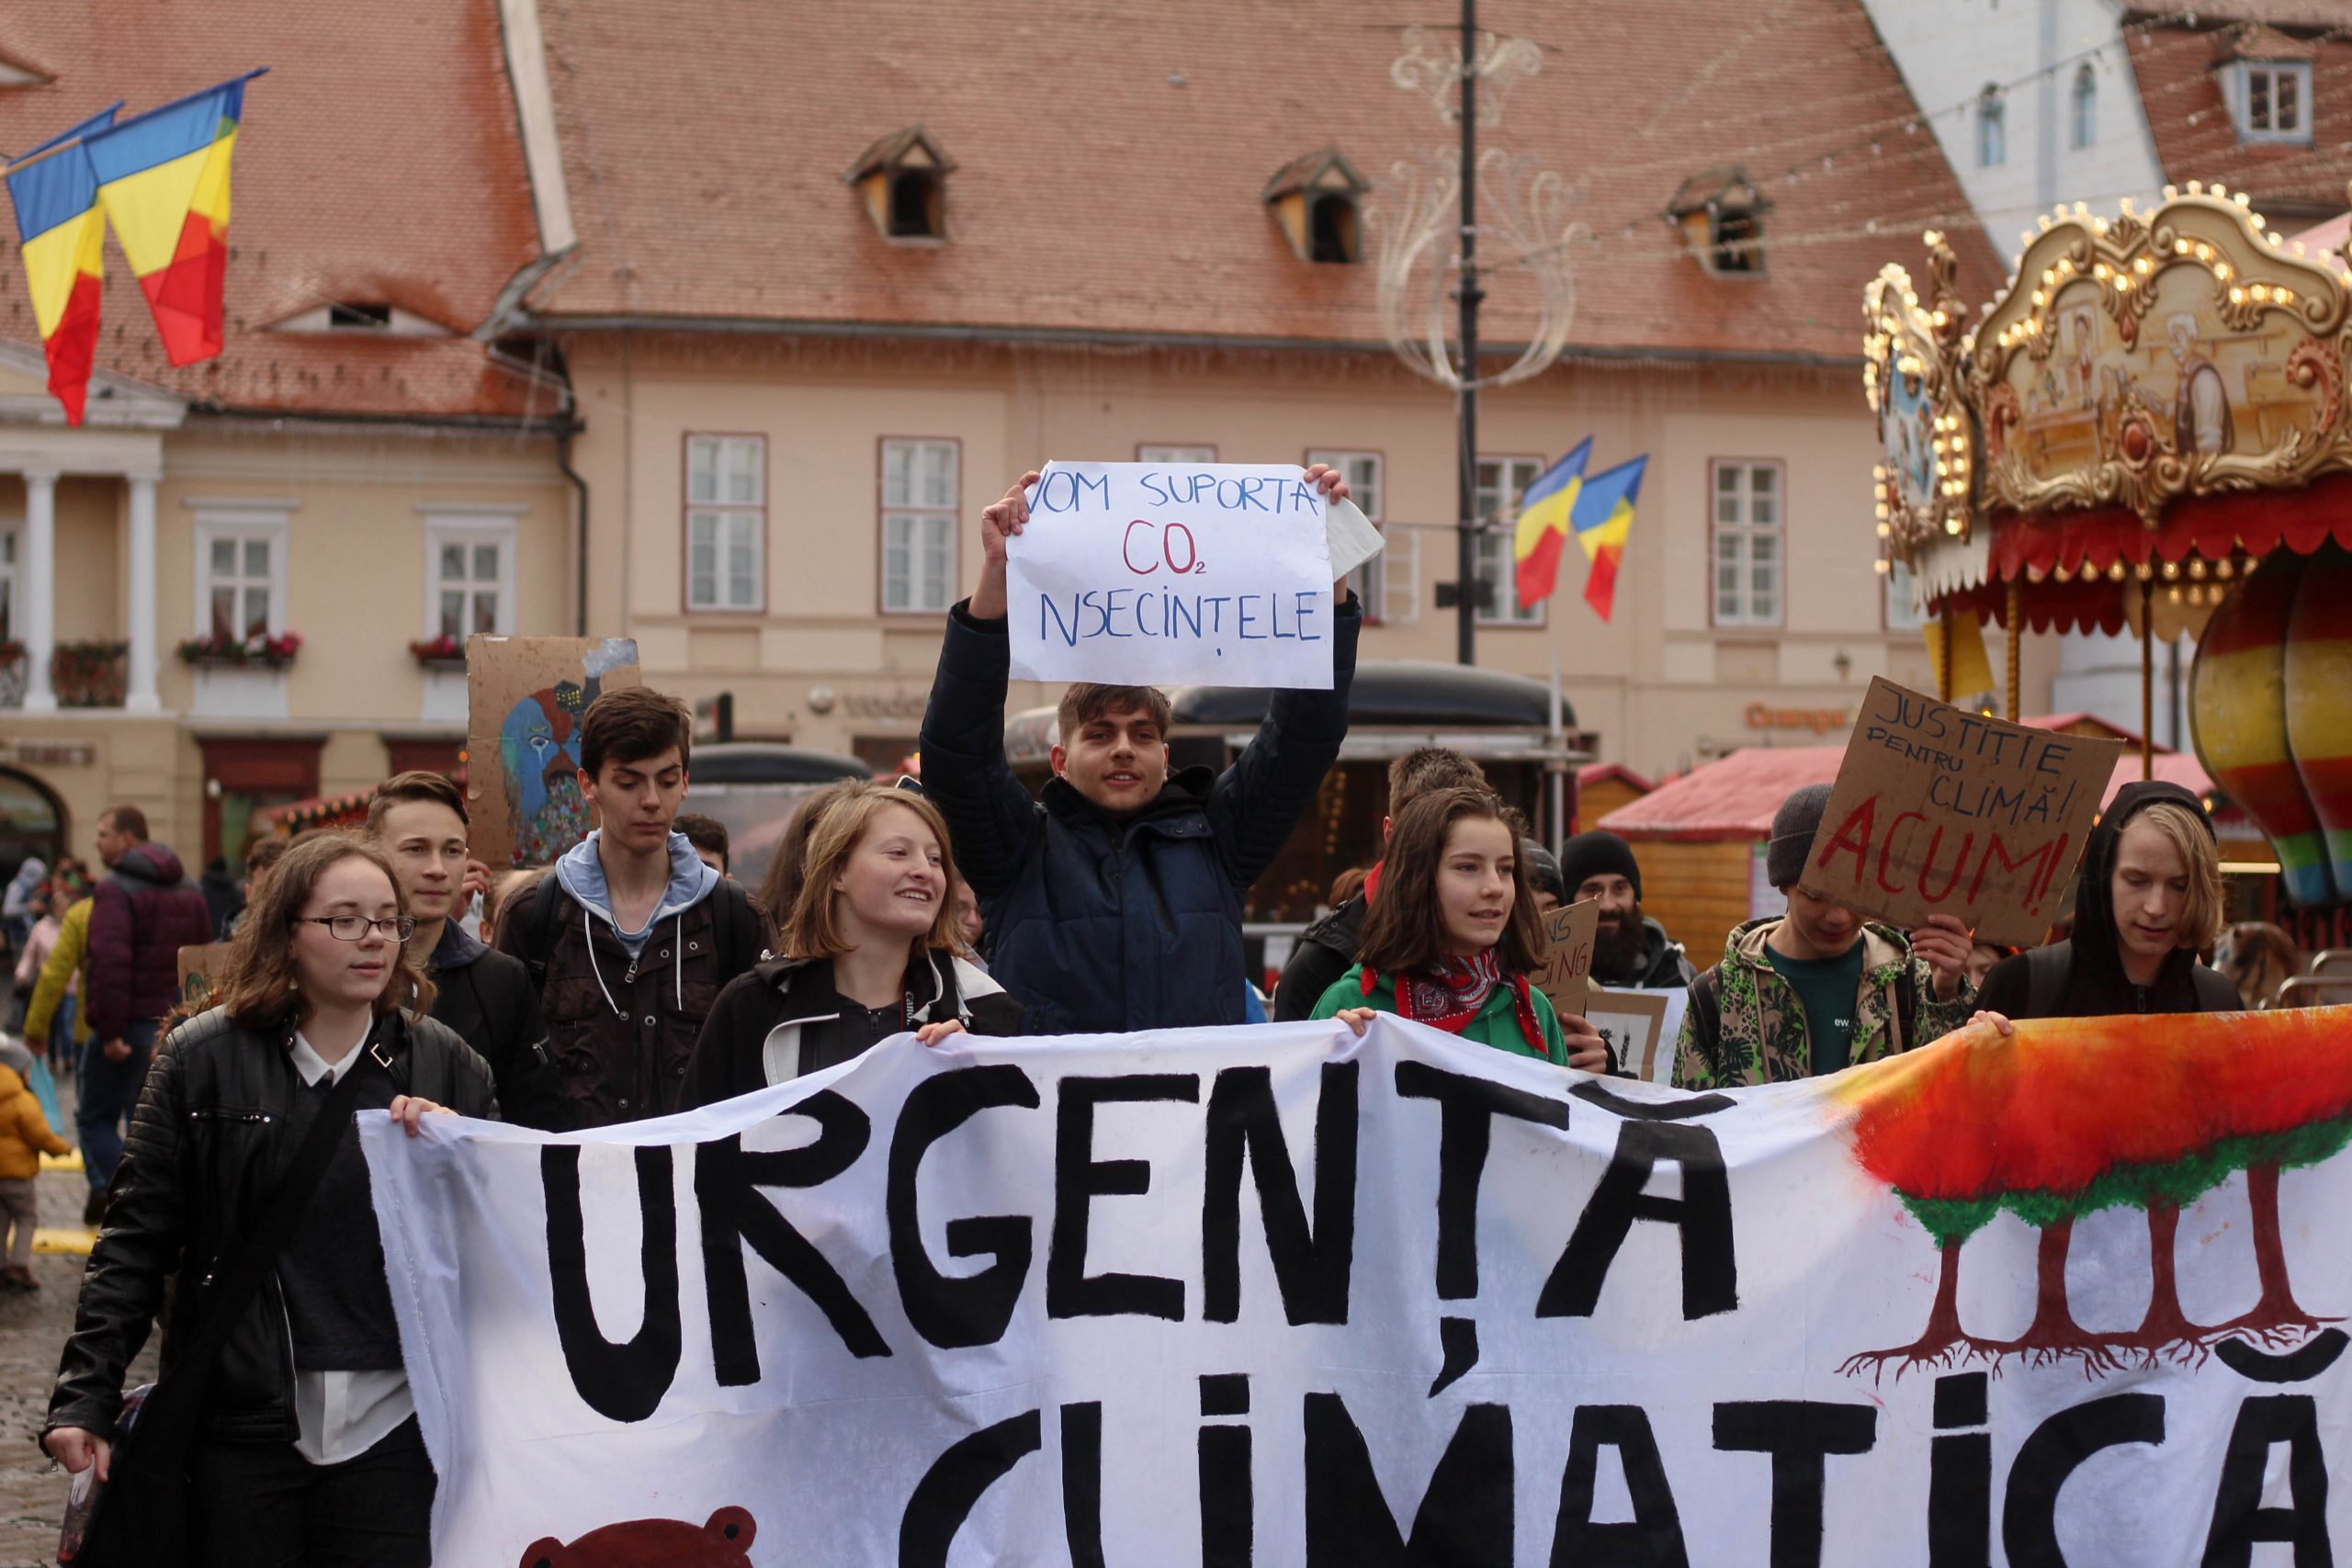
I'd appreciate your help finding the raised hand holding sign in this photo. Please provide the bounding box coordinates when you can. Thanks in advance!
[999,460,1351,689]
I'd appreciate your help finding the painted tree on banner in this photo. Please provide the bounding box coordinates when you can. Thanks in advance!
[1839,1009,2352,1376]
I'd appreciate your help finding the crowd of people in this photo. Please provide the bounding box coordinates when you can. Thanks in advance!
[6,457,2244,1564]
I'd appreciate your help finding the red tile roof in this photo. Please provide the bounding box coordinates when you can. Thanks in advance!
[2125,11,2352,221]
[525,0,2005,360]
[0,1,552,420]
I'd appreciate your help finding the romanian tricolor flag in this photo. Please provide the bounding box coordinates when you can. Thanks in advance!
[1570,455,1646,623]
[4,105,119,425]
[85,72,261,367]
[1510,438,1591,610]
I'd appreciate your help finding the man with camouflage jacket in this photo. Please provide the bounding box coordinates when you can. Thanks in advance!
[1675,784,1974,1090]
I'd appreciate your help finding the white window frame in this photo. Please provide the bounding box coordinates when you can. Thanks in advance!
[880,437,959,615]
[1883,558,1926,633]
[1711,459,1784,629]
[2071,64,2098,150]
[2233,61,2313,144]
[1306,449,1395,619]
[1136,445,1217,464]
[418,504,523,640]
[684,434,766,614]
[187,502,292,642]
[1473,455,1547,626]
[1977,88,2006,167]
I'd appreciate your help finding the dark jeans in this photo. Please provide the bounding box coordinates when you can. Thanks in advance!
[190,1416,434,1567]
[76,1020,154,1192]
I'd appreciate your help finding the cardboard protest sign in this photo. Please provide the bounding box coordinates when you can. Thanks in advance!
[1588,986,1685,1084]
[176,942,233,1012]
[368,1008,2352,1565]
[1006,461,1335,689]
[1802,678,2121,946]
[1534,896,1599,1020]
[465,637,641,869]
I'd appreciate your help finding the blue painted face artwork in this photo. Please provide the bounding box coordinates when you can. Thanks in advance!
[500,676,601,866]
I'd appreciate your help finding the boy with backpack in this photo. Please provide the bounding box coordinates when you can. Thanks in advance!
[497,688,767,1124]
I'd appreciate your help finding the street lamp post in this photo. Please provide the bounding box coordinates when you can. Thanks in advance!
[1453,0,1483,668]
[1372,14,1582,665]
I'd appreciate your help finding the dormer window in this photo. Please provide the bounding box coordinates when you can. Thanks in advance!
[1669,171,1768,276]
[846,127,955,243]
[267,301,447,336]
[1263,149,1367,265]
[2219,26,2316,144]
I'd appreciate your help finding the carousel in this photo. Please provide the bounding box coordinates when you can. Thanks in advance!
[1866,182,2352,968]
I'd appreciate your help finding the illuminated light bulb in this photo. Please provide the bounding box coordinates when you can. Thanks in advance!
[2109,561,2127,581]
[2038,215,2053,231]
[2094,218,2109,236]
[2057,257,2075,275]
[2137,562,2154,581]
[2231,287,2246,304]
[1873,558,1890,574]
[1875,502,1890,519]
[2114,274,2132,293]
[2295,242,2308,257]
[2175,238,2192,255]
[1932,309,1949,327]
[2217,559,2235,581]
[2032,289,2047,306]
[2188,558,2208,580]
[2250,284,2268,302]
[2214,262,2233,281]
[2094,262,2111,279]
[2163,184,2178,199]
[2196,243,2215,262]
[2168,584,2183,604]
[2054,564,2073,583]
[2133,256,2152,274]
[2188,179,2204,195]
[1946,518,1962,536]
[2163,559,2180,580]
[2279,289,2296,307]
[1875,522,1891,538]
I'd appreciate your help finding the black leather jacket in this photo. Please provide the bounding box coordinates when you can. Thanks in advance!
[45,1006,497,1445]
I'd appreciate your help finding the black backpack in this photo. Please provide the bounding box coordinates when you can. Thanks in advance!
[515,872,762,990]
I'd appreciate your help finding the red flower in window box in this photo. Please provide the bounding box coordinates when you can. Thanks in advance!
[408,634,467,670]
[176,630,302,668]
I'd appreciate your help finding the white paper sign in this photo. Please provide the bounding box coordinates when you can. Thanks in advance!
[364,1013,2352,1566]
[1006,460,1335,689]
[1589,984,1691,1085]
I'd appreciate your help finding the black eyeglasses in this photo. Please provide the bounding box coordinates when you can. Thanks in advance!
[294,915,418,942]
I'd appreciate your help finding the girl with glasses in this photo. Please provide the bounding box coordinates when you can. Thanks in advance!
[43,831,498,1566]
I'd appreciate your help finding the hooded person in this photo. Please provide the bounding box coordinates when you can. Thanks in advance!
[1559,829,1695,989]
[497,689,767,1126]
[1973,780,2235,1024]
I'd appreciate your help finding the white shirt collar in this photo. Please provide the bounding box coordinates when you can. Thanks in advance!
[289,1030,362,1088]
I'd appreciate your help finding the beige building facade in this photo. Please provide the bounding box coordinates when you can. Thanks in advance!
[563,333,2059,783]
[0,346,571,871]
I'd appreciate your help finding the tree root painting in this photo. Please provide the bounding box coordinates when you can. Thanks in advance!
[1834,1010,2352,1383]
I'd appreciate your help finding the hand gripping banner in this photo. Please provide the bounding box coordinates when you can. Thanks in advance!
[361,1010,2352,1566]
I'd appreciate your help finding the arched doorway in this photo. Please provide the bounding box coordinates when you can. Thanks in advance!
[0,765,67,894]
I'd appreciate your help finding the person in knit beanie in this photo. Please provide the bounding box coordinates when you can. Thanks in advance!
[1558,829,1694,989]
[1673,784,1973,1091]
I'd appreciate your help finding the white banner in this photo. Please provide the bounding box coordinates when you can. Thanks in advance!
[364,1015,2352,1566]
[1005,461,1334,689]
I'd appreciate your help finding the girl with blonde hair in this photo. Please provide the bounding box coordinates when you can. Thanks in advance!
[683,782,1023,1105]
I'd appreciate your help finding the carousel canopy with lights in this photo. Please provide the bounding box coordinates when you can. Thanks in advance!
[1864,183,2352,911]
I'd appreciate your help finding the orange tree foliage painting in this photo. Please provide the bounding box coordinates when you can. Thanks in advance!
[1836,1008,2352,1377]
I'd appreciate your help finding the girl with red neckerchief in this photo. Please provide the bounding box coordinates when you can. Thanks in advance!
[1310,787,1609,1072]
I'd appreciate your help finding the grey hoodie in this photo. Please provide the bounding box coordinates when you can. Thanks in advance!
[553,829,721,961]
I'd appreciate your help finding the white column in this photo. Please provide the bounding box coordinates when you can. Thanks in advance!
[125,472,160,712]
[20,469,56,714]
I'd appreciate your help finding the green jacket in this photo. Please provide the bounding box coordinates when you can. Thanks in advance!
[1310,963,1568,1066]
[1672,916,1973,1091]
[22,897,93,1049]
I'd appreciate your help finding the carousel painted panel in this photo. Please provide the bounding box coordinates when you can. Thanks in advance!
[1972,189,2351,525]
